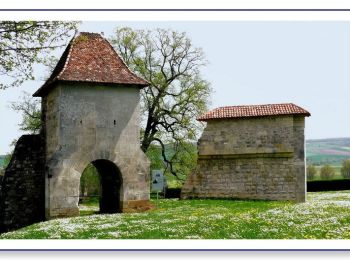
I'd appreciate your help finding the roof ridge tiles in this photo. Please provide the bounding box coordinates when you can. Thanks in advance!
[56,36,74,81]
[198,103,310,121]
[33,32,149,97]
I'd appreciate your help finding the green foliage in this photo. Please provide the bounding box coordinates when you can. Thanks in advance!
[146,142,197,184]
[307,164,317,180]
[166,180,183,189]
[3,154,11,168]
[163,142,197,181]
[0,155,9,178]
[11,91,41,134]
[320,164,335,180]
[341,159,350,178]
[80,164,100,196]
[145,145,165,172]
[0,21,79,89]
[2,191,350,239]
[110,27,211,179]
[0,154,12,176]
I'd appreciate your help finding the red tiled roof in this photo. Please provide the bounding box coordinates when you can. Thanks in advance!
[197,103,310,121]
[33,32,149,97]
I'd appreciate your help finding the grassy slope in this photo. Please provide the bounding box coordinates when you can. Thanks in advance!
[2,191,350,239]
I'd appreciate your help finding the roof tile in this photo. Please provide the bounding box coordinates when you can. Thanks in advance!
[197,103,310,121]
[33,32,148,97]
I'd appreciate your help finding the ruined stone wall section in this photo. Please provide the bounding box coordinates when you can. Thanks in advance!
[0,135,45,233]
[45,84,150,218]
[182,115,306,202]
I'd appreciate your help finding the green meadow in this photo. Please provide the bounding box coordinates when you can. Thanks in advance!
[2,191,350,239]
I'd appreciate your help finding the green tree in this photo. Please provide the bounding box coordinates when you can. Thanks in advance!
[110,27,211,179]
[4,92,38,174]
[341,159,350,178]
[145,144,165,172]
[3,154,11,168]
[11,91,41,134]
[0,21,78,89]
[320,164,335,180]
[307,164,317,181]
[0,154,12,177]
[80,164,100,197]
[146,142,198,183]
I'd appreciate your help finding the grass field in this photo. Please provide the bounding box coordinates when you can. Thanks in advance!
[1,191,350,239]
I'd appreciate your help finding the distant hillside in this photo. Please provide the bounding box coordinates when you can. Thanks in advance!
[306,137,350,166]
[0,137,348,169]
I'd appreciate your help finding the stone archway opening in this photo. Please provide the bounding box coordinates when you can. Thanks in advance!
[79,159,123,215]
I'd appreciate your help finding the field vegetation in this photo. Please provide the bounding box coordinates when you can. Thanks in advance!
[1,191,350,239]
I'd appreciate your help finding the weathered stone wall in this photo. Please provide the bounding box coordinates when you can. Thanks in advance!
[181,115,306,202]
[0,135,45,233]
[44,83,150,218]
[293,116,307,202]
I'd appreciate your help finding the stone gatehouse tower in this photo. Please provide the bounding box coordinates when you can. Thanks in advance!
[0,32,151,232]
[181,103,310,202]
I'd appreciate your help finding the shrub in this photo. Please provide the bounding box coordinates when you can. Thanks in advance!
[320,164,335,180]
[307,164,317,180]
[341,159,350,178]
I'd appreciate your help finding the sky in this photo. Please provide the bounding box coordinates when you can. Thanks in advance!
[1,21,350,154]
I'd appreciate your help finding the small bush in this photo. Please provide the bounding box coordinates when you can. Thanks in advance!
[307,164,317,180]
[320,164,335,180]
[167,179,183,189]
[341,159,350,178]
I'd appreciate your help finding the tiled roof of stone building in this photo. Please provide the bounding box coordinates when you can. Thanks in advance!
[33,32,149,97]
[197,103,311,121]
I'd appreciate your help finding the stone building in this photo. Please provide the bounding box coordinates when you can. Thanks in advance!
[0,32,152,232]
[181,103,310,202]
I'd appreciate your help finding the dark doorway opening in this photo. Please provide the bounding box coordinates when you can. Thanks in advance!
[79,159,122,214]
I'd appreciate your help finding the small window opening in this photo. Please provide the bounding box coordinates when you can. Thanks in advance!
[113,120,116,125]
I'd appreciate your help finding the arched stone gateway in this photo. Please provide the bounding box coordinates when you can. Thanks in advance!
[90,160,123,214]
[0,32,153,233]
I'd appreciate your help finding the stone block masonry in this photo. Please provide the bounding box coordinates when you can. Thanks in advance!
[35,32,152,219]
[0,32,152,232]
[0,135,45,233]
[181,104,310,202]
[42,84,151,218]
